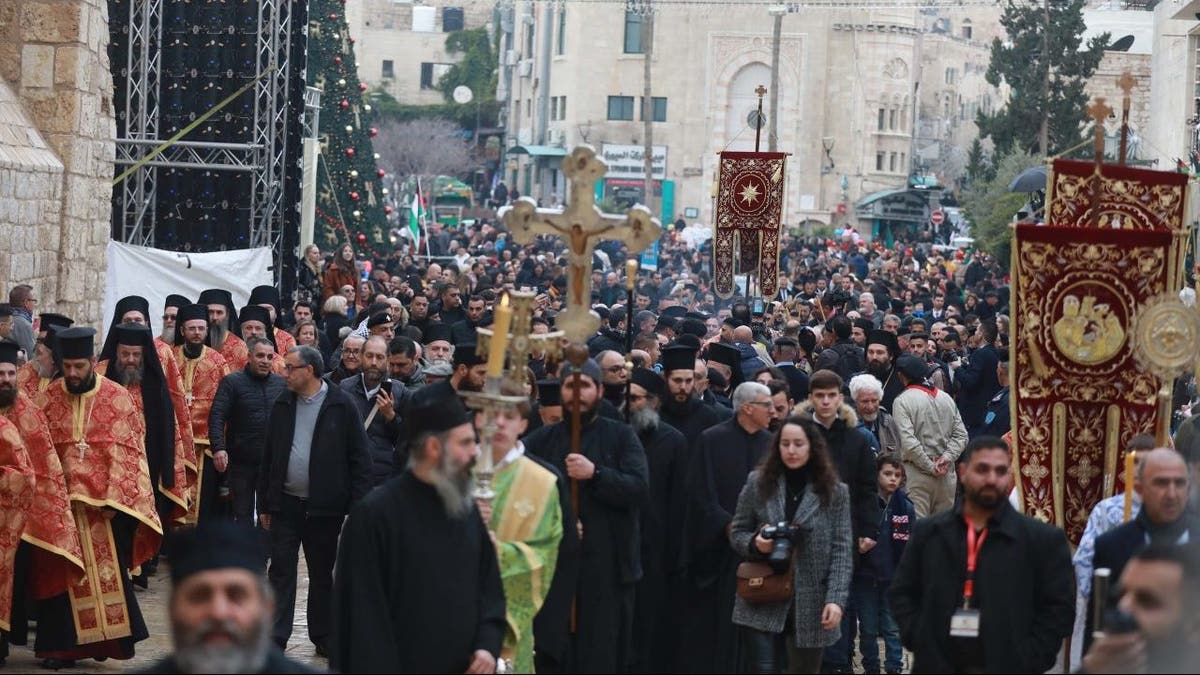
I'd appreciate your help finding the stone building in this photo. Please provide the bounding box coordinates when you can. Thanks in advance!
[0,0,113,327]
[1147,0,1200,177]
[494,2,1004,241]
[347,0,494,107]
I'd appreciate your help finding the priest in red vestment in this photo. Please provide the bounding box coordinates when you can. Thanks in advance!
[33,327,162,668]
[16,316,72,402]
[199,289,249,371]
[174,305,230,523]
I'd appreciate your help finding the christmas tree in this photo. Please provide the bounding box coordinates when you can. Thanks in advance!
[308,0,392,256]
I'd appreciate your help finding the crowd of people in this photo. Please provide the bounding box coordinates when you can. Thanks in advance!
[0,214,1196,674]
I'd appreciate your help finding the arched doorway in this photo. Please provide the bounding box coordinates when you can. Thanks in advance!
[725,62,772,151]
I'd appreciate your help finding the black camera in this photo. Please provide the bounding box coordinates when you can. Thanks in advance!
[760,522,798,572]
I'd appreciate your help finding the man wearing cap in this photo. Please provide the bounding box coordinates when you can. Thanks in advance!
[625,367,689,673]
[159,294,190,346]
[341,335,411,487]
[259,345,372,656]
[332,382,505,673]
[34,326,161,667]
[0,341,85,664]
[423,322,455,365]
[471,390,564,674]
[248,285,297,356]
[892,354,968,518]
[522,358,649,672]
[209,337,287,525]
[679,381,775,673]
[97,324,190,534]
[659,344,724,446]
[198,289,249,372]
[139,522,317,673]
[865,329,905,411]
[174,304,231,524]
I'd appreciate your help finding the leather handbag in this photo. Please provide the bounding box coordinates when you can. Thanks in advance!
[735,560,793,604]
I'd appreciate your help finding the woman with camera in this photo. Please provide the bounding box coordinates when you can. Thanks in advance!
[730,416,853,674]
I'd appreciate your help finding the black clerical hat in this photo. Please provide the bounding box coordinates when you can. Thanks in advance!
[537,379,562,407]
[706,342,740,371]
[406,381,471,440]
[55,327,96,359]
[630,367,663,398]
[424,323,454,345]
[113,296,151,326]
[168,521,265,585]
[164,294,191,310]
[0,341,19,366]
[866,329,900,358]
[0,306,12,319]
[248,285,280,310]
[684,311,709,322]
[197,289,233,307]
[39,313,73,333]
[661,306,686,320]
[453,343,485,368]
[895,354,931,382]
[678,318,707,338]
[177,304,208,326]
[115,323,152,347]
[722,316,742,328]
[675,334,701,350]
[660,344,697,374]
[367,312,394,329]
[238,305,272,327]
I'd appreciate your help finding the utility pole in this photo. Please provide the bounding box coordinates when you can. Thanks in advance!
[768,6,785,152]
[1039,0,1050,156]
[642,1,657,219]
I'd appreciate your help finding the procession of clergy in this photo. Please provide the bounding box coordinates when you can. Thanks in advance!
[0,277,975,674]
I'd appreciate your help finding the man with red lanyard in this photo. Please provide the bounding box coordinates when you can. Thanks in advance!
[892,354,969,518]
[888,436,1075,673]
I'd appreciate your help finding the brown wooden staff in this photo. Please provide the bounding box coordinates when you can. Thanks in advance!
[564,342,589,633]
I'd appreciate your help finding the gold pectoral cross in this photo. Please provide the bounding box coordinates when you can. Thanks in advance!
[75,439,89,459]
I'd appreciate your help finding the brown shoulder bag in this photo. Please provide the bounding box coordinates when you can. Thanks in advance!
[735,560,793,604]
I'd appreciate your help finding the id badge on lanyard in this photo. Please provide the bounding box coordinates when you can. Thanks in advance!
[950,521,987,638]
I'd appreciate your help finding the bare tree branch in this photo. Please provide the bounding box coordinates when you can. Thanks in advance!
[374,118,477,180]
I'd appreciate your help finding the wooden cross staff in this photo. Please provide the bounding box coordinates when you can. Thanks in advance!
[1087,97,1113,217]
[1116,72,1137,165]
[501,146,662,344]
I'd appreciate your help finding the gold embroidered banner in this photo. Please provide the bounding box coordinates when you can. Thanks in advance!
[1046,159,1189,232]
[713,151,786,299]
[1012,225,1177,543]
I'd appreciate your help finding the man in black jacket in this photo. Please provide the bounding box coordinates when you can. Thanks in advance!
[951,321,1001,438]
[889,436,1074,673]
[210,337,287,524]
[258,345,372,656]
[340,335,411,485]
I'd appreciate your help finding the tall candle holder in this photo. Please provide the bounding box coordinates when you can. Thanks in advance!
[461,377,528,501]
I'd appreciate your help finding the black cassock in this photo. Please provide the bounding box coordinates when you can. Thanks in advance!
[660,395,725,446]
[330,471,505,674]
[633,420,689,674]
[524,412,650,674]
[678,417,772,674]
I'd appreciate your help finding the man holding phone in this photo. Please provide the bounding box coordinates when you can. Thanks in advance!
[340,335,411,487]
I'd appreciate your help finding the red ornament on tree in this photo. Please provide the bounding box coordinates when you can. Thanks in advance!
[340,99,349,109]
[369,127,378,137]
[345,148,355,157]
[334,55,342,65]
[359,83,368,92]
[384,205,393,215]
[356,232,367,244]
[350,191,360,201]
[328,13,338,19]
[376,168,386,178]
[350,37,356,44]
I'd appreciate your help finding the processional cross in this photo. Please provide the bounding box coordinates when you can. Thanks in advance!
[1086,97,1113,216]
[501,146,662,343]
[476,289,565,392]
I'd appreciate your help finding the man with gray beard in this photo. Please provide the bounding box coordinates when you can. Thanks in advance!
[331,381,504,673]
[625,367,688,673]
[138,521,316,674]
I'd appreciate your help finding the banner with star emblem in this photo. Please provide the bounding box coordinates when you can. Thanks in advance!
[714,151,787,299]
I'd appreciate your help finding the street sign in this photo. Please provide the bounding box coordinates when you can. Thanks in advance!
[930,209,945,225]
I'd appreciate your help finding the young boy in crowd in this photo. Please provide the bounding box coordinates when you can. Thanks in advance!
[855,455,914,674]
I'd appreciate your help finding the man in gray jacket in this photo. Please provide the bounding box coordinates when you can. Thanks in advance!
[849,373,900,457]
[891,355,968,517]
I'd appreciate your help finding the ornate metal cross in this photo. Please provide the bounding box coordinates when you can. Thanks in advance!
[501,146,662,343]
[475,290,565,392]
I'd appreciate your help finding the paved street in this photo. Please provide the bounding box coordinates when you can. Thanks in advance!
[3,554,326,672]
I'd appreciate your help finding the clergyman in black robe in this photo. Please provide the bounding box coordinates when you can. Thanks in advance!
[330,382,505,674]
[523,358,649,674]
[678,382,774,674]
[658,344,724,446]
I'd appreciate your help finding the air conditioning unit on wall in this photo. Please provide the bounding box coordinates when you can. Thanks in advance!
[518,60,533,77]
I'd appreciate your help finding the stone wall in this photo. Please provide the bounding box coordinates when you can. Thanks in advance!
[0,0,114,326]
[1086,51,1153,160]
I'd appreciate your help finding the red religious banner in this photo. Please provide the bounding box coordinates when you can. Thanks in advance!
[1012,225,1175,542]
[714,151,787,299]
[1046,158,1189,231]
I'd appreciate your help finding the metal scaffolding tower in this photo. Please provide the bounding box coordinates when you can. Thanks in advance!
[111,0,301,279]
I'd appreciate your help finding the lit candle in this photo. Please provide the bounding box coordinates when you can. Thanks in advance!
[487,294,512,378]
[1123,450,1136,521]
[626,259,639,291]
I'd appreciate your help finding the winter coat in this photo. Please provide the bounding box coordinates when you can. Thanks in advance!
[791,401,881,543]
[338,375,412,487]
[730,474,853,648]
[208,367,288,466]
[857,488,914,582]
[892,384,969,478]
[322,260,359,303]
[858,407,901,458]
[734,342,769,381]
